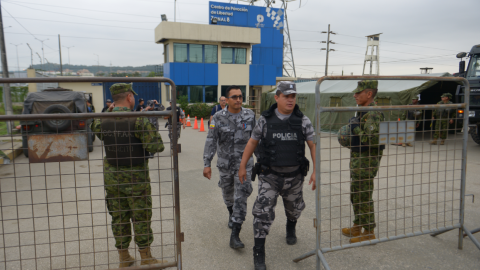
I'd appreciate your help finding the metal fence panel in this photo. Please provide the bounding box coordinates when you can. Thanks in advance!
[0,77,182,270]
[293,76,480,269]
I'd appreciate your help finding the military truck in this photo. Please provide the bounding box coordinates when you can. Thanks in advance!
[455,44,480,144]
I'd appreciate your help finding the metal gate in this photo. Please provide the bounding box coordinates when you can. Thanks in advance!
[0,77,182,270]
[293,76,480,269]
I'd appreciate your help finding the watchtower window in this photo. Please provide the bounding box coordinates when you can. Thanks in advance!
[376,97,390,106]
[329,97,342,107]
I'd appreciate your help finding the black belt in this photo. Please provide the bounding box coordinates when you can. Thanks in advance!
[259,166,302,178]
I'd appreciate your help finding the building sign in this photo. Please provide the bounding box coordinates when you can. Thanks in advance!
[91,83,102,86]
[209,1,284,30]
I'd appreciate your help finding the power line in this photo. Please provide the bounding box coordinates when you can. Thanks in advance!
[5,32,152,43]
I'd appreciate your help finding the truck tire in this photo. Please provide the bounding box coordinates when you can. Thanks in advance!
[469,126,480,145]
[43,104,72,131]
[87,132,94,152]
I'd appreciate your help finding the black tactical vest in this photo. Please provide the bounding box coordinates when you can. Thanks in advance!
[258,104,307,167]
[101,118,147,167]
[166,106,181,124]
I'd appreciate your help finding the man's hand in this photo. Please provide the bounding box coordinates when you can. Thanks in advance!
[308,172,316,190]
[449,119,454,124]
[108,102,115,112]
[203,167,212,180]
[145,106,152,111]
[238,165,247,184]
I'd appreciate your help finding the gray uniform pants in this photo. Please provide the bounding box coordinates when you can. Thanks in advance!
[252,172,306,239]
[167,123,181,140]
[218,168,253,225]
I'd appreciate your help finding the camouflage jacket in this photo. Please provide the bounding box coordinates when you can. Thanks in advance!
[433,101,455,119]
[353,102,384,147]
[91,106,165,154]
[400,103,422,123]
[203,107,255,172]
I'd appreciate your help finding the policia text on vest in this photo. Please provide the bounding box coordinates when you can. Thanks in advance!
[238,81,316,270]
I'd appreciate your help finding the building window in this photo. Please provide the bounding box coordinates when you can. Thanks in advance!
[174,43,188,62]
[177,86,188,99]
[166,85,171,101]
[221,85,246,100]
[329,97,341,107]
[205,86,218,103]
[221,48,247,64]
[189,44,203,63]
[205,45,218,63]
[190,85,203,103]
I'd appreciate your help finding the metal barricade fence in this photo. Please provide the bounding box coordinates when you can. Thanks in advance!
[293,76,480,269]
[0,77,182,270]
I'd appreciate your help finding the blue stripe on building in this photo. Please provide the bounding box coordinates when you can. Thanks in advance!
[103,82,161,109]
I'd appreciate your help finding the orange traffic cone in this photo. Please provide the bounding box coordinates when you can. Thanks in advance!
[193,116,198,129]
[199,118,205,132]
[186,115,191,127]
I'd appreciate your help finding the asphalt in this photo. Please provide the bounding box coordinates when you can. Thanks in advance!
[0,118,479,270]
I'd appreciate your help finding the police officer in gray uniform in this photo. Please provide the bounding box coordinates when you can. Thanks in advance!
[239,81,316,270]
[203,86,256,250]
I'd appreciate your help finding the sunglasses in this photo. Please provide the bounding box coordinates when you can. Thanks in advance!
[227,95,243,100]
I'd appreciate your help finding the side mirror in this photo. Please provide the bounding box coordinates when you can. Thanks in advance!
[459,60,465,74]
[456,52,467,58]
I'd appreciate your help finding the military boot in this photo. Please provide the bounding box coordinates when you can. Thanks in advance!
[227,206,233,229]
[350,229,376,243]
[286,219,297,245]
[341,223,362,237]
[430,139,437,145]
[117,249,135,268]
[253,238,267,270]
[230,222,245,249]
[440,140,445,145]
[139,247,167,265]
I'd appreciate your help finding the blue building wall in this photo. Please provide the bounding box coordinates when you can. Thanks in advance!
[103,82,161,109]
[164,63,218,86]
[209,1,284,85]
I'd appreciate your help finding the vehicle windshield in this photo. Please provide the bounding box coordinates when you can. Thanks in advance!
[460,94,480,105]
[467,54,480,79]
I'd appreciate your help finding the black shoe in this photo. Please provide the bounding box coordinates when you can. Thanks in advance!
[253,238,266,270]
[286,219,297,245]
[229,223,245,249]
[227,206,233,229]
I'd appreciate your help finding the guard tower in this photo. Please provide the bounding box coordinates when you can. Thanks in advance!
[420,67,433,74]
[362,33,382,75]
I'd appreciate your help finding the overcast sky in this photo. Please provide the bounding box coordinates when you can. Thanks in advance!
[2,0,478,76]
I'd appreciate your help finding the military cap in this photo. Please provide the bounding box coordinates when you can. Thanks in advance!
[441,93,452,99]
[106,99,112,103]
[109,83,138,96]
[276,81,297,95]
[353,80,378,93]
[411,94,419,100]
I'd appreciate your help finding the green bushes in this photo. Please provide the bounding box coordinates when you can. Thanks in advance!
[185,103,214,119]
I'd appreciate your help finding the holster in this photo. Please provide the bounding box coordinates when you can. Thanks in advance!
[301,160,310,177]
[251,163,260,182]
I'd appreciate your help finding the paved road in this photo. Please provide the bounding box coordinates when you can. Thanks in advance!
[0,118,479,269]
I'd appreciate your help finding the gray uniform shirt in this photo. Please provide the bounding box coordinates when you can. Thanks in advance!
[251,108,314,172]
[203,107,256,173]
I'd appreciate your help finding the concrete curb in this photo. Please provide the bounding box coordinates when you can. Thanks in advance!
[0,141,23,165]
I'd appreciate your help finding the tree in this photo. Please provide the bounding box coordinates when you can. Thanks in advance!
[147,71,156,77]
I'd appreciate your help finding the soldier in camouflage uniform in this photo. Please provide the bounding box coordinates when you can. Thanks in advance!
[400,94,422,147]
[431,93,455,145]
[341,80,385,244]
[91,83,166,267]
[203,86,256,250]
[238,81,316,270]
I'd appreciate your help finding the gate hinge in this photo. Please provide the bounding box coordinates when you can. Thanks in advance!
[180,232,184,242]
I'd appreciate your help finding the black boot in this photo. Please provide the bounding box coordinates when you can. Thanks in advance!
[253,238,266,270]
[286,219,297,245]
[227,206,233,229]
[230,222,245,249]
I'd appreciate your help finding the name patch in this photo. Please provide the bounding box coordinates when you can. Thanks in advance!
[272,133,297,141]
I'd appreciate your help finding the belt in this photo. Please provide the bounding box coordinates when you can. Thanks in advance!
[260,166,302,178]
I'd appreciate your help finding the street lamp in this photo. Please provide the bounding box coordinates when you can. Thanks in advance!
[26,43,33,68]
[35,52,43,72]
[35,38,48,68]
[10,43,22,73]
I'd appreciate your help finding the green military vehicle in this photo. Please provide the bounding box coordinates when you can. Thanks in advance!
[455,44,480,144]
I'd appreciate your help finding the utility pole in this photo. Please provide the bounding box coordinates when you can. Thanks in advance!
[321,24,336,76]
[63,45,74,65]
[10,43,21,73]
[26,43,33,68]
[0,2,14,134]
[58,35,63,76]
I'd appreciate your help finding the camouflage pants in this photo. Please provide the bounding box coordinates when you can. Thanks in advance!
[104,160,154,249]
[218,168,253,224]
[252,172,305,239]
[350,150,383,231]
[433,120,449,140]
[167,123,181,140]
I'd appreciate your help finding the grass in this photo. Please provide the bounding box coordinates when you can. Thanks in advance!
[0,104,23,135]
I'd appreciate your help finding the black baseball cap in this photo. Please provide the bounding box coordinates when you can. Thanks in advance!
[139,98,144,101]
[106,99,112,103]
